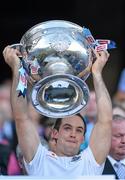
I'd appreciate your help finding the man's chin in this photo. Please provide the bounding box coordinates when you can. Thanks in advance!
[116,153,125,160]
[65,148,79,156]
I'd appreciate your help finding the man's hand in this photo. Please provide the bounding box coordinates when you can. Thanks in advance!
[91,49,110,76]
[3,46,21,70]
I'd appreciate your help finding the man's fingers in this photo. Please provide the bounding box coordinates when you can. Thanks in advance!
[3,46,22,58]
[92,48,110,59]
[3,45,9,55]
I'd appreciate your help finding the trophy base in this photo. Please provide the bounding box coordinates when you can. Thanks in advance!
[31,74,89,118]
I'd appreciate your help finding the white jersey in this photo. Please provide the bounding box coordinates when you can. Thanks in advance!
[24,143,104,178]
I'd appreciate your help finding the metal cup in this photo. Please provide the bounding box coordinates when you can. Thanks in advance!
[11,20,94,118]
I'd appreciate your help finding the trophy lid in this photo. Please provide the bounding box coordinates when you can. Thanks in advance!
[20,20,83,44]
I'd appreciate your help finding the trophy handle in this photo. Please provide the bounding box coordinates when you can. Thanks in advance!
[10,43,25,57]
[10,43,30,75]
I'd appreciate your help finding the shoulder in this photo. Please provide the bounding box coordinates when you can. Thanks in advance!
[24,143,48,165]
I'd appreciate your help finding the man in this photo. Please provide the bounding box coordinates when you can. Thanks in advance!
[3,46,112,177]
[103,114,125,179]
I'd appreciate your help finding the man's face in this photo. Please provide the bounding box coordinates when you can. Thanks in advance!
[54,115,85,156]
[110,120,125,160]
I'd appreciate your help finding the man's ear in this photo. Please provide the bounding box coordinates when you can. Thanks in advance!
[51,129,59,139]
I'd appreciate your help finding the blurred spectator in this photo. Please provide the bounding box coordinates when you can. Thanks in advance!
[0,80,18,151]
[113,69,125,110]
[28,102,44,137]
[0,139,21,175]
[41,117,56,149]
[80,90,97,150]
[102,114,125,179]
[0,80,21,175]
[28,102,56,149]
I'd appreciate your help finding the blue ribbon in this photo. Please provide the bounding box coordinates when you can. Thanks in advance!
[16,65,27,97]
[83,27,116,50]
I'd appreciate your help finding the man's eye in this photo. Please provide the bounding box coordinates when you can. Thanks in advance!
[114,135,121,138]
[77,129,83,133]
[64,127,70,130]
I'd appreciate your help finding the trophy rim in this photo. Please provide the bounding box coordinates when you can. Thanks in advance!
[20,19,83,44]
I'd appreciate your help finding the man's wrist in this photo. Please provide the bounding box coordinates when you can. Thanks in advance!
[92,72,102,80]
[12,61,21,74]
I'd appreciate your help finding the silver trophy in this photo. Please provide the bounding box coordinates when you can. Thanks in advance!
[11,20,94,118]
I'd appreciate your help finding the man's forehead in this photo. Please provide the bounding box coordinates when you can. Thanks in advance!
[113,120,125,130]
[113,119,125,125]
[61,116,84,127]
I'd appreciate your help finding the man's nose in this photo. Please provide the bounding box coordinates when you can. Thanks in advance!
[121,135,125,143]
[70,130,76,137]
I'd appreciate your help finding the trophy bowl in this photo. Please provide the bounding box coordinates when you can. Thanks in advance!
[12,20,94,118]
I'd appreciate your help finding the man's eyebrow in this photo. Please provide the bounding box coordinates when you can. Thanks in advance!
[114,133,125,136]
[63,124,84,130]
[77,126,84,130]
[63,123,72,127]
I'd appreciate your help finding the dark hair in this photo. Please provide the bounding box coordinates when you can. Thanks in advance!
[53,113,86,135]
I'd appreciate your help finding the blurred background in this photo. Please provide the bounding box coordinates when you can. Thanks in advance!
[0,0,124,97]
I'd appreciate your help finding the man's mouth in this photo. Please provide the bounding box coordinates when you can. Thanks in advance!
[67,140,77,144]
[119,145,125,150]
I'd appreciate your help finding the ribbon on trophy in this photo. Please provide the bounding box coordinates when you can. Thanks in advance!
[82,27,116,51]
[16,61,28,98]
[16,57,39,97]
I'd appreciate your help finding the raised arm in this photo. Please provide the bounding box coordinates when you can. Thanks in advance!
[89,50,112,164]
[3,46,40,162]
